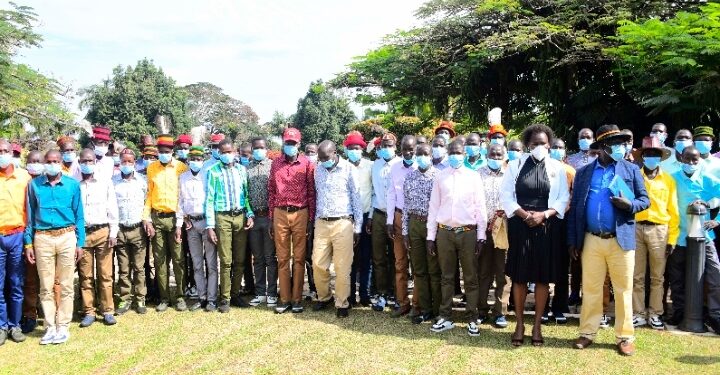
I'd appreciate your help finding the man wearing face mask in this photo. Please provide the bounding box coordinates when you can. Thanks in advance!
[0,140,31,345]
[385,135,418,317]
[246,138,277,309]
[25,150,85,345]
[201,133,226,185]
[238,143,252,168]
[174,134,195,300]
[236,141,255,297]
[83,126,115,183]
[369,133,400,311]
[464,133,487,171]
[629,137,678,331]
[304,143,318,163]
[344,132,373,307]
[567,128,597,170]
[268,128,315,314]
[303,142,319,299]
[692,126,720,176]
[568,124,650,356]
[135,135,154,174]
[431,135,448,169]
[56,136,80,177]
[76,149,119,328]
[666,145,720,331]
[175,134,192,164]
[10,143,21,168]
[488,123,508,148]
[113,149,148,315]
[433,120,456,145]
[661,129,693,175]
[143,135,189,312]
[507,139,524,162]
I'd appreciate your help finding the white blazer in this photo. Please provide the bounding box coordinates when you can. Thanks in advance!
[500,154,570,219]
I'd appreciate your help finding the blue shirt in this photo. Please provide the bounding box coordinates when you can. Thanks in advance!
[25,174,86,247]
[672,169,720,247]
[315,158,363,233]
[586,162,616,234]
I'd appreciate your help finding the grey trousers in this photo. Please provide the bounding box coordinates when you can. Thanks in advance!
[249,216,278,297]
[668,241,720,319]
[187,219,218,303]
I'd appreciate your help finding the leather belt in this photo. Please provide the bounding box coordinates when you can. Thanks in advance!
[277,205,305,213]
[119,222,142,231]
[373,208,386,216]
[409,213,427,222]
[590,231,617,239]
[86,224,109,234]
[0,227,24,236]
[153,211,175,218]
[36,225,75,237]
[638,220,661,226]
[218,209,245,217]
[254,209,269,217]
[438,224,477,233]
[318,216,352,222]
[394,208,403,215]
[187,214,205,221]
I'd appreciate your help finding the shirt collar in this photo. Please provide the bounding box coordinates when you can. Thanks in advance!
[42,174,64,185]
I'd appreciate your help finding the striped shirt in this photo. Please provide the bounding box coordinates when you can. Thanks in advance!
[205,162,254,228]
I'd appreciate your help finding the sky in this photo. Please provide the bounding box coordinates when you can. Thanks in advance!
[7,0,426,123]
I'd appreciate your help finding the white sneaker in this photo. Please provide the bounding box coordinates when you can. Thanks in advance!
[632,315,647,327]
[599,314,611,329]
[40,327,56,345]
[249,296,267,307]
[649,315,665,330]
[267,296,278,307]
[467,321,480,336]
[430,318,455,333]
[52,326,70,344]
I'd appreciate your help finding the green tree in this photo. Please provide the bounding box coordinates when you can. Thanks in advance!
[184,82,261,143]
[0,3,74,142]
[80,58,190,148]
[293,80,357,144]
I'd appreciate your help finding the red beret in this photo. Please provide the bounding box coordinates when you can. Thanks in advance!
[283,128,301,143]
[210,133,225,144]
[343,131,367,148]
[92,126,112,141]
[175,134,192,146]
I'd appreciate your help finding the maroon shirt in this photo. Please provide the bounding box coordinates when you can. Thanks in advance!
[268,155,316,220]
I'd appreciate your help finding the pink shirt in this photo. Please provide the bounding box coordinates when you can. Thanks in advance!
[386,161,417,224]
[426,166,488,241]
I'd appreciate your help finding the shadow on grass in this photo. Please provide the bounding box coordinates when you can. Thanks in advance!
[675,355,720,365]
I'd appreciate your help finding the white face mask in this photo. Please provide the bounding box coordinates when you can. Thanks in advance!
[530,145,548,161]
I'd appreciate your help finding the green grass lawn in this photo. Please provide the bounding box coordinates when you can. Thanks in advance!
[2,303,719,375]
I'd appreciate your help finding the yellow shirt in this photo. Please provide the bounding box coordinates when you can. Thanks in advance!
[635,169,680,246]
[143,159,188,220]
[0,167,31,232]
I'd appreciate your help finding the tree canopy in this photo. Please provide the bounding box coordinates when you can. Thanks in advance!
[293,80,357,145]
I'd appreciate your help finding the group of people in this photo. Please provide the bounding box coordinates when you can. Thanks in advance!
[1,115,719,357]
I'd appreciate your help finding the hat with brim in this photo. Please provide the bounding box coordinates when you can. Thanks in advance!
[434,121,456,137]
[590,124,631,149]
[632,136,671,162]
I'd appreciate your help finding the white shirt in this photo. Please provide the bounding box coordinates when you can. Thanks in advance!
[350,158,373,214]
[370,156,400,218]
[426,166,488,241]
[177,170,206,227]
[500,154,570,219]
[113,173,147,227]
[80,176,119,239]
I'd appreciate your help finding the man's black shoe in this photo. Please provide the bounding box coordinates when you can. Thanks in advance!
[313,297,335,311]
[336,307,349,318]
[230,295,250,308]
[218,300,231,313]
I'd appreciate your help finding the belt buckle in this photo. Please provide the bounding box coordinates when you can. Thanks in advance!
[453,227,463,234]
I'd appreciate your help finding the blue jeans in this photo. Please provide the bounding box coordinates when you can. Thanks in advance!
[350,213,372,301]
[0,232,25,329]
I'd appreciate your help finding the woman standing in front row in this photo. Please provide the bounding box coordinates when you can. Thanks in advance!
[500,124,569,346]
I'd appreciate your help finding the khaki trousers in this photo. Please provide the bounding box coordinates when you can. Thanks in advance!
[477,236,510,317]
[408,218,440,316]
[116,226,147,303]
[633,223,668,317]
[273,208,308,304]
[579,233,635,342]
[436,227,479,322]
[392,211,410,308]
[34,231,76,328]
[216,213,248,301]
[78,226,114,316]
[371,210,394,296]
[312,219,354,308]
[151,214,185,303]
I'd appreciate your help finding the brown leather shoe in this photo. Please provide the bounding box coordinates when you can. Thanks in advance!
[617,340,635,356]
[573,336,593,349]
[392,304,412,317]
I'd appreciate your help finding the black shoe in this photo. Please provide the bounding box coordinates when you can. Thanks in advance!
[707,318,720,334]
[359,297,372,307]
[666,314,683,326]
[230,295,250,308]
[189,301,203,311]
[313,298,335,311]
[218,300,231,313]
[291,302,304,313]
[336,307,349,318]
[568,292,581,306]
[20,317,37,334]
[136,301,147,315]
[411,312,434,325]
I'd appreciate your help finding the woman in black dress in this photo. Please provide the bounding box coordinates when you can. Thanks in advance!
[500,124,570,346]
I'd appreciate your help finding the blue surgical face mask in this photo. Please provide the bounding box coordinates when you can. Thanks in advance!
[119,165,135,175]
[283,144,299,157]
[402,155,415,166]
[239,157,250,166]
[189,160,203,172]
[141,158,150,168]
[682,162,699,175]
[345,149,362,163]
[651,132,667,144]
[321,157,336,169]
[378,147,395,161]
[448,154,464,169]
[490,138,505,146]
[432,146,446,160]
[252,148,267,161]
[219,153,235,165]
[487,158,502,170]
[695,140,713,155]
[549,149,565,161]
[480,144,488,157]
[0,154,11,168]
[80,163,95,175]
[62,151,76,163]
[26,163,44,176]
[416,155,432,169]
[507,150,522,161]
[578,138,593,151]
[158,153,172,164]
[307,154,318,163]
[465,145,481,157]
[675,139,692,154]
[94,146,108,157]
[439,133,450,143]
[45,163,61,176]
[176,149,189,159]
[608,144,626,162]
[643,156,661,171]
[211,149,220,160]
